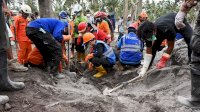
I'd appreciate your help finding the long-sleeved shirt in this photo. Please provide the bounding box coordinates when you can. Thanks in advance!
[28,18,68,42]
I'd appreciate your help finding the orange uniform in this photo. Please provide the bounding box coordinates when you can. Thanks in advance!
[97,20,111,35]
[11,15,32,64]
[27,47,43,65]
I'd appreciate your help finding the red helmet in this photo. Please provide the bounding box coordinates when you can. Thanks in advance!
[100,11,108,18]
[78,22,87,33]
[94,11,107,18]
[94,11,101,18]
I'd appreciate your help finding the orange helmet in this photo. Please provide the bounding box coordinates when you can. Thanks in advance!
[78,22,87,33]
[83,33,95,44]
[139,11,148,18]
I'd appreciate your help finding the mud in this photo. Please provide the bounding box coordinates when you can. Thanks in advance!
[1,39,200,112]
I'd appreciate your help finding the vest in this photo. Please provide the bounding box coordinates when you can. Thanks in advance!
[120,32,143,65]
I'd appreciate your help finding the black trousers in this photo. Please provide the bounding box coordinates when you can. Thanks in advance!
[190,11,200,98]
[26,27,62,74]
[74,38,85,53]
[90,57,113,68]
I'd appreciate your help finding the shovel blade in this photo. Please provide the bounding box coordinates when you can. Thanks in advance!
[103,87,113,96]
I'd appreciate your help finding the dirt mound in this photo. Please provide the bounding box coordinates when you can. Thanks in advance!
[1,39,200,112]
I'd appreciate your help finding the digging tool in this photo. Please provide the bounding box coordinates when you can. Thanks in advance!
[103,75,141,95]
[66,20,71,70]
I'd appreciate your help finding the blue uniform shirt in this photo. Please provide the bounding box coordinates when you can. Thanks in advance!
[28,18,68,41]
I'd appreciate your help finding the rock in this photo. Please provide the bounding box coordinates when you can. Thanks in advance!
[170,39,189,65]
[4,103,11,110]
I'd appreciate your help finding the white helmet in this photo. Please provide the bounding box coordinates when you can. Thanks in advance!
[127,14,131,18]
[20,5,32,14]
[73,4,82,13]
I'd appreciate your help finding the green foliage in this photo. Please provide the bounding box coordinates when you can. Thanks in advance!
[143,0,196,24]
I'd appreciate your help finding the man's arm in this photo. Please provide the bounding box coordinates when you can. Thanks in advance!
[175,0,198,29]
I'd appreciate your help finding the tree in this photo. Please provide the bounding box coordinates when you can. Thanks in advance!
[38,0,54,17]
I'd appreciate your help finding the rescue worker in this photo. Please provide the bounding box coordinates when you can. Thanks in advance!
[126,14,132,27]
[83,33,116,78]
[131,11,148,30]
[0,0,25,104]
[58,11,71,72]
[94,12,111,39]
[117,25,143,69]
[73,4,87,62]
[78,22,107,42]
[12,5,32,66]
[137,13,192,77]
[85,9,94,24]
[174,0,200,107]
[26,18,70,79]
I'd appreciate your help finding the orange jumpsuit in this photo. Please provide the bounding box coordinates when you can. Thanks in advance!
[97,20,111,35]
[11,15,32,64]
[27,47,43,65]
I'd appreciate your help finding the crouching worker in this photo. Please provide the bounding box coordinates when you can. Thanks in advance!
[26,18,69,79]
[83,33,116,78]
[117,25,143,70]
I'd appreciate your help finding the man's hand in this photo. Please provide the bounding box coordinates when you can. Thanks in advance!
[63,35,71,41]
[85,53,94,62]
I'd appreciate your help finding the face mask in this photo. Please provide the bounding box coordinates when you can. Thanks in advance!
[95,18,102,23]
[60,19,67,23]
[147,35,157,41]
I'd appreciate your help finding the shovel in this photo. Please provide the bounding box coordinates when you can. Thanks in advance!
[103,75,141,95]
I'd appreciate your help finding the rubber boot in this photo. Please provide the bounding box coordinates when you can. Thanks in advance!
[177,68,200,107]
[93,65,107,78]
[0,95,9,105]
[0,51,25,91]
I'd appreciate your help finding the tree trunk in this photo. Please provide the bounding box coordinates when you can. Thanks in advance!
[135,0,142,19]
[38,0,54,18]
[123,0,128,33]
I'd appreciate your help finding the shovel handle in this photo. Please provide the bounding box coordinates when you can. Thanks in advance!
[127,76,141,83]
[107,76,141,94]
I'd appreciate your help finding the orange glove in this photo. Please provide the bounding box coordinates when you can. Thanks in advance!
[85,53,94,62]
[156,53,170,69]
[63,35,71,41]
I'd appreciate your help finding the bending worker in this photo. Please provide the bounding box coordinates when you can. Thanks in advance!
[83,33,116,78]
[137,13,192,77]
[26,18,69,79]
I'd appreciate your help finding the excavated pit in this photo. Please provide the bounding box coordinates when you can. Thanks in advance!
[1,39,200,112]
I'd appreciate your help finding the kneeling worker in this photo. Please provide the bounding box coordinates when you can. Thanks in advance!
[26,18,69,79]
[117,25,143,68]
[83,33,116,78]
